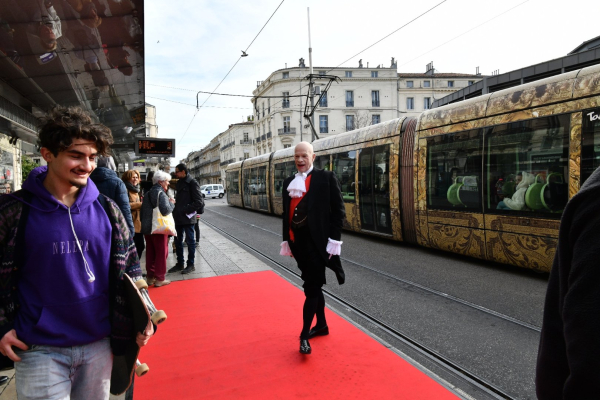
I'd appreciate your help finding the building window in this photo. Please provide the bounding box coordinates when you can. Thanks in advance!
[406,80,414,88]
[319,91,327,107]
[319,115,328,133]
[345,71,352,78]
[371,91,380,107]
[407,97,414,110]
[283,144,291,149]
[371,71,378,78]
[244,152,249,159]
[268,99,271,113]
[283,116,291,133]
[424,97,431,110]
[346,115,355,131]
[282,92,290,108]
[423,81,431,88]
[262,103,265,117]
[372,114,381,125]
[282,72,289,79]
[346,91,354,107]
[319,70,326,76]
[468,80,475,86]
[448,81,454,88]
[243,132,249,142]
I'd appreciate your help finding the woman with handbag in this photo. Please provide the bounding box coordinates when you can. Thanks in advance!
[122,169,145,259]
[140,170,175,287]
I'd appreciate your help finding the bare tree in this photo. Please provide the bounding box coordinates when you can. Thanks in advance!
[340,111,373,132]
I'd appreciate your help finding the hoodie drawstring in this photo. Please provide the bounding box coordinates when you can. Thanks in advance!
[67,206,95,283]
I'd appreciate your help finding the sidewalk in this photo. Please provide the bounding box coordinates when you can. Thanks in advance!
[0,221,271,400]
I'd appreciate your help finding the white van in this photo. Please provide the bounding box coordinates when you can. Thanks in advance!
[200,184,224,199]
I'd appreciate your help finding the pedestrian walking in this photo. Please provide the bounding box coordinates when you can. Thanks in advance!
[280,142,346,355]
[122,169,145,258]
[140,170,175,287]
[90,155,135,238]
[0,106,153,399]
[168,163,204,275]
[536,165,600,399]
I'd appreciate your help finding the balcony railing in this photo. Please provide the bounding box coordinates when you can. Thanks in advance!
[260,134,266,142]
[240,139,251,145]
[346,101,354,107]
[256,136,262,143]
[278,127,296,135]
[372,101,380,107]
[267,131,272,139]
[220,158,235,166]
[282,100,290,108]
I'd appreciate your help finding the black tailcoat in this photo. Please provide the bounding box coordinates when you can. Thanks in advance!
[282,168,346,284]
[536,166,600,399]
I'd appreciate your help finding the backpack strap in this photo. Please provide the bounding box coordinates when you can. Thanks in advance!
[97,193,111,219]
[14,190,33,269]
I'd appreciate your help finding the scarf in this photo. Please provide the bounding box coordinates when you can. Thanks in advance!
[124,180,140,193]
[287,168,312,198]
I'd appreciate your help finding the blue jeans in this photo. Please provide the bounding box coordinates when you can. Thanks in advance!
[175,224,196,265]
[15,337,112,400]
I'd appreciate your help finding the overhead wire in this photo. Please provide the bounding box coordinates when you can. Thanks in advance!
[178,0,286,145]
[398,0,531,68]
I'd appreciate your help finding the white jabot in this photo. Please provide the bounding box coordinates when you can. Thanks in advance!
[287,166,313,198]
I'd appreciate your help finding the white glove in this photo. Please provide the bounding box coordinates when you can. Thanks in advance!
[326,238,343,259]
[280,241,293,256]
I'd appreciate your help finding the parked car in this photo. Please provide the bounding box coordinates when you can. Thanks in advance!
[200,184,224,198]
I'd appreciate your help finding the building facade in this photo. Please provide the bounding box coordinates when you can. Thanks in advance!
[252,59,399,154]
[217,121,254,185]
[398,70,482,118]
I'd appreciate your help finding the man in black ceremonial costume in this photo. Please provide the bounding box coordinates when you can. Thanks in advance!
[536,165,600,399]
[280,141,345,355]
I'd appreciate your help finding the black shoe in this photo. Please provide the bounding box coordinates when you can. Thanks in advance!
[0,376,8,385]
[181,265,196,274]
[168,263,184,273]
[308,325,329,339]
[299,339,311,354]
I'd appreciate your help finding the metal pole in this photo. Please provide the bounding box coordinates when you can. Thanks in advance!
[307,7,315,142]
[299,70,303,143]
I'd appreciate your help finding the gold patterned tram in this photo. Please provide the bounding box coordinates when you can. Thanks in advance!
[225,64,600,272]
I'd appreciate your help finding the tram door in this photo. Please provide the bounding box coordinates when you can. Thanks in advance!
[243,169,251,207]
[358,145,392,235]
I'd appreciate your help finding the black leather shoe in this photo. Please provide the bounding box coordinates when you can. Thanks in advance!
[0,376,8,385]
[299,339,311,354]
[308,325,329,339]
[181,265,196,275]
[168,263,184,273]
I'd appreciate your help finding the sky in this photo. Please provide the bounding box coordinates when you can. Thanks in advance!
[144,0,599,160]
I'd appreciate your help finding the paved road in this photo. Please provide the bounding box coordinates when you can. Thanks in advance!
[201,197,550,400]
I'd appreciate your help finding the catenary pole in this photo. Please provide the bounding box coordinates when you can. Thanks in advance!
[307,7,316,142]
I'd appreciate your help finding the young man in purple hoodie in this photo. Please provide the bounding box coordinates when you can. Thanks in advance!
[0,107,154,399]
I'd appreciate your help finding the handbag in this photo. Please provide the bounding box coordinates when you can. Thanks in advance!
[150,190,176,236]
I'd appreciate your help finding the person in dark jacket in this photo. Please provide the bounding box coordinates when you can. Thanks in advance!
[168,164,204,275]
[536,165,600,399]
[89,155,135,238]
[280,142,345,355]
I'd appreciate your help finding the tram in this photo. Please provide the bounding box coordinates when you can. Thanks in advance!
[225,64,600,272]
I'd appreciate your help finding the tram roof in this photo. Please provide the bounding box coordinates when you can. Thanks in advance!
[418,63,600,131]
[0,0,145,164]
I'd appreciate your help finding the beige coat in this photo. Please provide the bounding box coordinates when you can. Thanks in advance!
[127,190,142,233]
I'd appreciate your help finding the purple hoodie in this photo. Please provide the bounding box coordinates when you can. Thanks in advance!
[14,166,112,346]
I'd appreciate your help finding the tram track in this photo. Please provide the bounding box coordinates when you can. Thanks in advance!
[203,207,541,333]
[202,216,516,400]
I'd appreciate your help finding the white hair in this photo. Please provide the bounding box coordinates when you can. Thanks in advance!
[152,170,171,184]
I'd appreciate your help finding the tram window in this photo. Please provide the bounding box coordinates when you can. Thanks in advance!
[581,107,600,185]
[485,114,569,216]
[314,155,330,171]
[427,129,482,211]
[226,171,239,194]
[243,169,251,204]
[274,163,286,197]
[333,151,356,203]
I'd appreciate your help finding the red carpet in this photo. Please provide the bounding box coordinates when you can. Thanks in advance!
[135,271,458,399]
